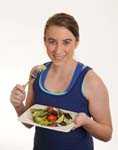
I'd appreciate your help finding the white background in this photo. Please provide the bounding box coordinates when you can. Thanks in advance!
[0,0,118,149]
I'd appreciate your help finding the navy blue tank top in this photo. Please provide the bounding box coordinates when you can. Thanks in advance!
[33,62,94,150]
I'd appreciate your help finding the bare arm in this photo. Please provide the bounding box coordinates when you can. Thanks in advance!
[10,66,39,128]
[74,70,113,141]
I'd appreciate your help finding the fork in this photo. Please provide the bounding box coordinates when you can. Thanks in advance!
[23,64,46,89]
[23,73,37,88]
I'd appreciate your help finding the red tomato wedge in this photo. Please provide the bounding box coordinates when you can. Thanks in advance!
[47,114,58,122]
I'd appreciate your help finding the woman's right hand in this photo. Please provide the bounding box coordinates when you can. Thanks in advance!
[10,84,26,108]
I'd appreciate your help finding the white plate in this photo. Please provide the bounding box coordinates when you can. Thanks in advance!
[18,104,78,132]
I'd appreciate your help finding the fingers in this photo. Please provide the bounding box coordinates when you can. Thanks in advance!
[10,84,26,108]
[13,84,25,94]
[73,113,88,128]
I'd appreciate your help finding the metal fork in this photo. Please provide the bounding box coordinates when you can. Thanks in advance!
[23,65,46,88]
[23,73,37,88]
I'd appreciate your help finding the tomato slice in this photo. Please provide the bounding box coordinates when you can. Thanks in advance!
[47,114,57,122]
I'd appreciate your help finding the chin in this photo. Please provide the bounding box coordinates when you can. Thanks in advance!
[52,60,64,66]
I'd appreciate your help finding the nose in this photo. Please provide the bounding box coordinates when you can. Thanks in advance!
[55,42,63,54]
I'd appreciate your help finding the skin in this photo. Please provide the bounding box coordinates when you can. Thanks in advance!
[44,26,79,92]
[10,25,112,141]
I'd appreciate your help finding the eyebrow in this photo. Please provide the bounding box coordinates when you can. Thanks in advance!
[63,39,72,41]
[47,37,73,41]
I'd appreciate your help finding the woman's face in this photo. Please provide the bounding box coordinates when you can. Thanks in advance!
[44,25,78,65]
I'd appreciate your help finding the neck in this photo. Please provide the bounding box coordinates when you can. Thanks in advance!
[51,59,78,74]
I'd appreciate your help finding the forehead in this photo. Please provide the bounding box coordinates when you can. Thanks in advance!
[45,25,76,40]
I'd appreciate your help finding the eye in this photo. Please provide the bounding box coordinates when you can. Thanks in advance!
[47,39,56,45]
[63,40,71,45]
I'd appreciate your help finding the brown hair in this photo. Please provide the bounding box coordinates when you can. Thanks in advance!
[44,13,79,41]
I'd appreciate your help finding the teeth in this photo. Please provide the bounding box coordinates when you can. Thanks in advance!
[54,55,65,59]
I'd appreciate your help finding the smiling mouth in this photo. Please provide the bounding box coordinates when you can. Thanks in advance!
[54,56,65,60]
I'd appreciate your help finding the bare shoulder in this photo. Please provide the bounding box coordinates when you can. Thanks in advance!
[84,70,105,85]
[83,70,109,101]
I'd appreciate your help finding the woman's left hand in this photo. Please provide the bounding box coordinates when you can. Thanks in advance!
[73,112,90,128]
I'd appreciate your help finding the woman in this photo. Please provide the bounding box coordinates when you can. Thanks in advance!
[10,13,112,150]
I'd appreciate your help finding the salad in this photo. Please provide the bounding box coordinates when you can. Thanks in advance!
[30,106,73,127]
